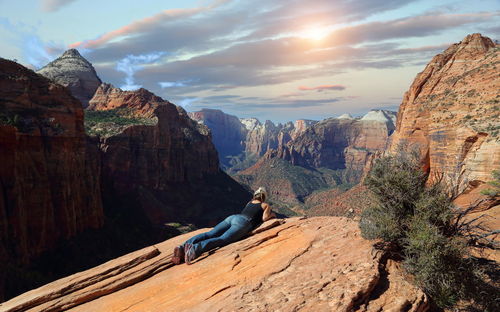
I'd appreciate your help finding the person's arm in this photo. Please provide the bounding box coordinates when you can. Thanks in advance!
[262,203,276,222]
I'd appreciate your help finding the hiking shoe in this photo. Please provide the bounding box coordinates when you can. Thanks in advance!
[184,243,196,265]
[172,245,185,265]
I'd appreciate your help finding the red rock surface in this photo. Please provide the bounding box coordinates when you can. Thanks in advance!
[389,33,500,194]
[93,91,249,226]
[188,110,319,170]
[0,60,249,301]
[0,59,104,264]
[88,83,165,118]
[277,118,393,172]
[0,217,429,312]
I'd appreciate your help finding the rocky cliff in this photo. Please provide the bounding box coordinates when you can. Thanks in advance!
[189,109,318,170]
[88,87,249,226]
[0,217,429,312]
[233,111,395,214]
[0,58,104,266]
[276,112,395,173]
[88,83,163,118]
[188,109,247,166]
[0,58,105,300]
[389,33,500,195]
[0,60,249,301]
[37,49,102,108]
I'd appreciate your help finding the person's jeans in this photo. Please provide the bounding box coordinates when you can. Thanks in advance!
[184,214,252,258]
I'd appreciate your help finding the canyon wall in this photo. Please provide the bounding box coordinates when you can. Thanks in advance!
[277,116,394,172]
[390,33,500,194]
[0,58,249,301]
[189,109,320,170]
[0,58,104,266]
[90,88,249,226]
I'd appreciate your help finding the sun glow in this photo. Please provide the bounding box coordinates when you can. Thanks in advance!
[300,26,330,41]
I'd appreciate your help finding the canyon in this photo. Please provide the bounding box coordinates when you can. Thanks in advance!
[190,108,396,213]
[0,56,248,300]
[0,32,498,310]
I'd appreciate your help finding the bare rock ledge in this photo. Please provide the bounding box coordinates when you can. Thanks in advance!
[0,217,428,312]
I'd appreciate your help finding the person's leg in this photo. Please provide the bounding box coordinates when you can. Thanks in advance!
[184,216,232,245]
[190,215,251,258]
[173,216,232,265]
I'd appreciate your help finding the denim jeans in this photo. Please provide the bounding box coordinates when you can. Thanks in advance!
[184,214,252,258]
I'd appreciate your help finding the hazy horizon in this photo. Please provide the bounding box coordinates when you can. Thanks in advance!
[1,0,499,123]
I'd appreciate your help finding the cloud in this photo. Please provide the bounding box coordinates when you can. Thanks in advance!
[298,85,346,92]
[70,0,232,50]
[0,17,63,68]
[187,94,344,111]
[56,1,499,122]
[118,11,498,94]
[41,0,77,12]
[116,52,166,90]
[177,97,198,109]
[158,81,190,88]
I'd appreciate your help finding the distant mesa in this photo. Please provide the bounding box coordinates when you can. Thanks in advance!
[336,113,354,119]
[37,49,102,108]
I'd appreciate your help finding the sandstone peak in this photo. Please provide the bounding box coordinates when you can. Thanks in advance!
[0,217,429,312]
[458,33,495,52]
[37,49,102,108]
[390,33,499,194]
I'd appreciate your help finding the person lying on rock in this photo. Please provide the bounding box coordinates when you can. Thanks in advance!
[172,187,276,265]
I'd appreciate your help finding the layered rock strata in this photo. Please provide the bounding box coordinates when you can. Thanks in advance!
[37,49,102,108]
[389,33,500,194]
[277,115,395,172]
[89,87,249,226]
[188,109,319,170]
[0,217,429,312]
[0,58,104,265]
[88,83,163,118]
[0,60,249,301]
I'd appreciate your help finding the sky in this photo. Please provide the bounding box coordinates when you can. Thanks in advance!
[0,0,499,123]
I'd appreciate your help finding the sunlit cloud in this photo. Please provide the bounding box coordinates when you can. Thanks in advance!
[6,0,494,122]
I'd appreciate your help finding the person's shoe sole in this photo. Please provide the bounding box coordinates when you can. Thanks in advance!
[172,245,184,265]
[184,244,196,265]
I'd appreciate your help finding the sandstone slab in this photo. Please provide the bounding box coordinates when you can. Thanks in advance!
[1,217,429,312]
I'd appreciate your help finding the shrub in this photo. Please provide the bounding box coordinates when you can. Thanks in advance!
[360,146,499,310]
[480,170,500,197]
[84,109,156,137]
